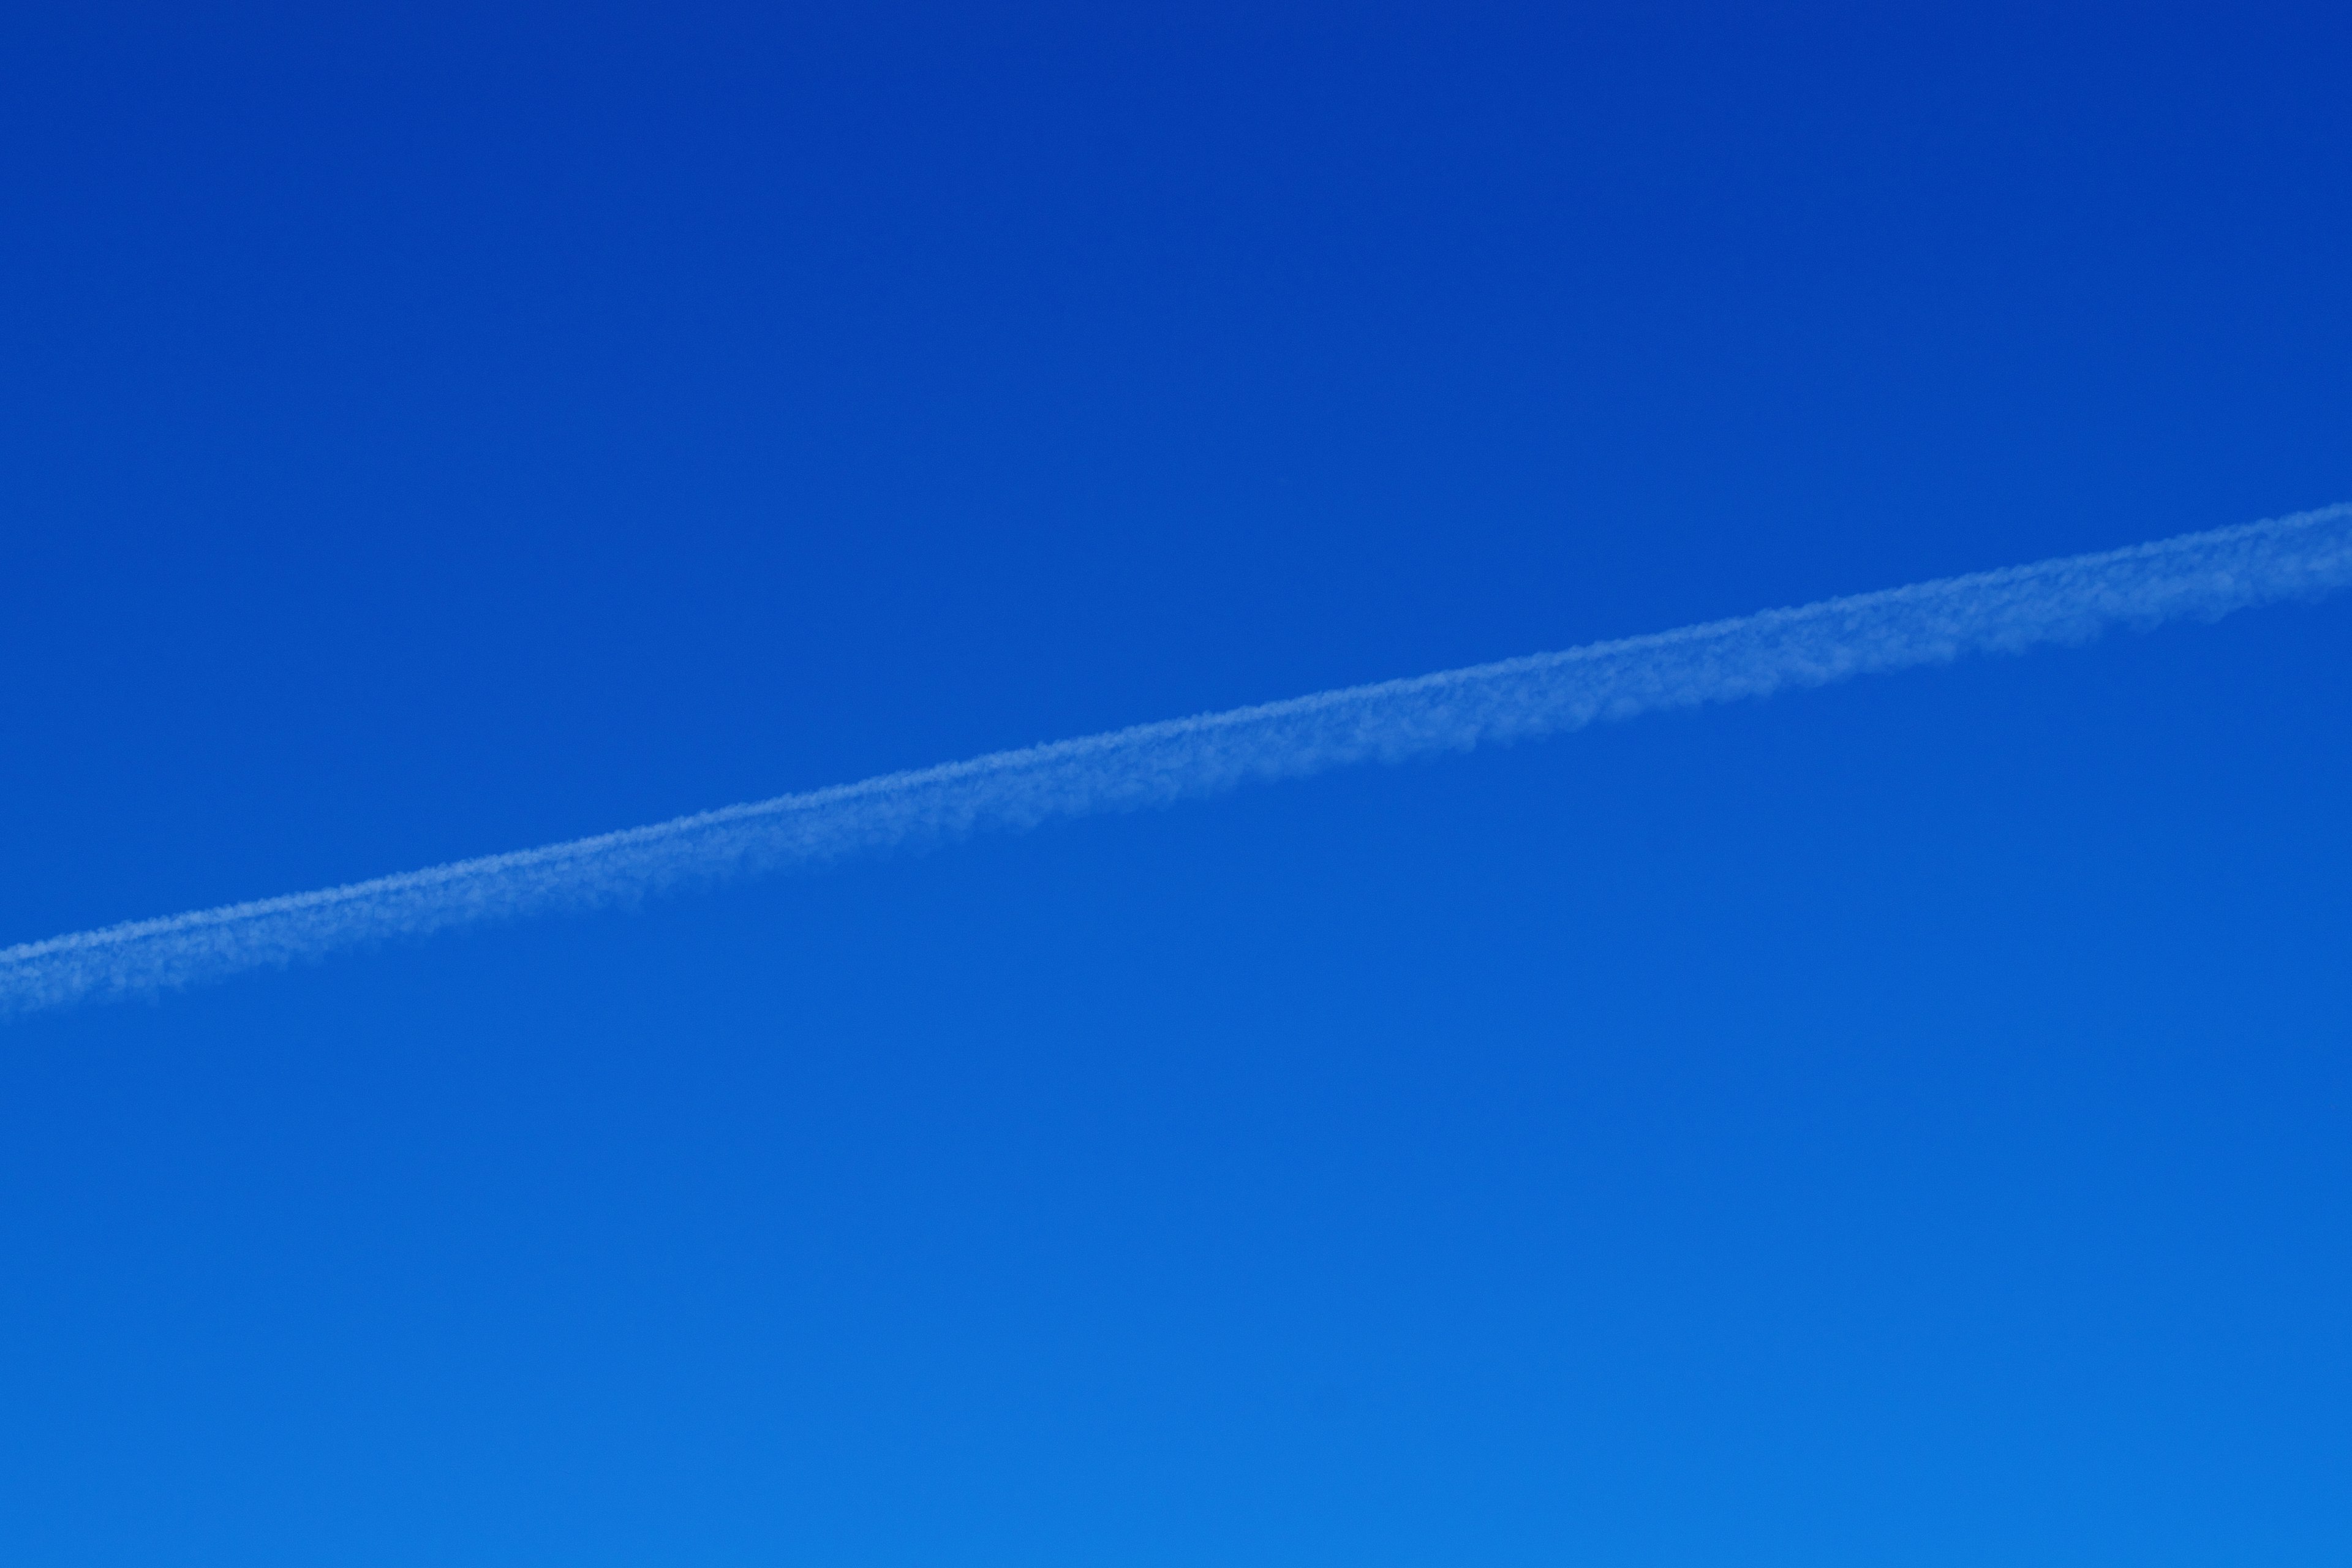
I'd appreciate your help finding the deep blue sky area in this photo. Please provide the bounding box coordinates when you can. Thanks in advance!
[5,4,2351,1564]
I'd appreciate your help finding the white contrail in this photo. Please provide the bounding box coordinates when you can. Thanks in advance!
[6,503,2350,1020]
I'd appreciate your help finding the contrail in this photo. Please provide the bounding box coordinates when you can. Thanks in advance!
[7,503,2350,1020]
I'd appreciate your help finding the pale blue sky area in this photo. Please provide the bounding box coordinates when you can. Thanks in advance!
[3,5,2350,1563]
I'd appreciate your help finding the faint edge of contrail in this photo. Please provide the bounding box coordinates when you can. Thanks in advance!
[6,502,2350,1021]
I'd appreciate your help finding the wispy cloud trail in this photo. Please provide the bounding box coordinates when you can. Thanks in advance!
[7,504,2351,1019]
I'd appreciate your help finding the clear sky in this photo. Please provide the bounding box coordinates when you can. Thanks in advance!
[3,4,2350,1563]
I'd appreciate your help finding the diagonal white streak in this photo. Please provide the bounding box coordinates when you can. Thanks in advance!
[7,503,2351,1020]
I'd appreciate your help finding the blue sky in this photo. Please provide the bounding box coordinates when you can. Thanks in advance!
[4,4,2350,1563]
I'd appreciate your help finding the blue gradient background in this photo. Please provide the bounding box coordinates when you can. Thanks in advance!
[5,4,2351,1563]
